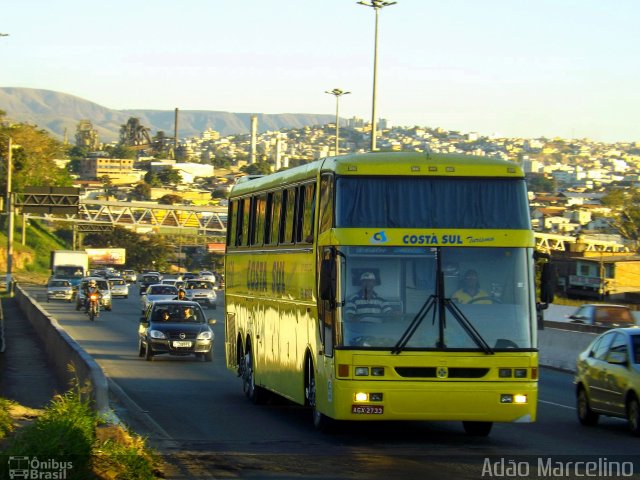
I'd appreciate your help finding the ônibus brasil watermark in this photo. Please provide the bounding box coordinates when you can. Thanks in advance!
[482,457,635,478]
[7,456,73,479]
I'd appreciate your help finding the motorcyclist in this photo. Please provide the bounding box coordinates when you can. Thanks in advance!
[174,288,188,301]
[84,279,102,313]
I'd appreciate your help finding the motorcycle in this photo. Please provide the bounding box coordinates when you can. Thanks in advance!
[87,292,100,321]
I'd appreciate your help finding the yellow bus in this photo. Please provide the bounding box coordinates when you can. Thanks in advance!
[225,151,545,435]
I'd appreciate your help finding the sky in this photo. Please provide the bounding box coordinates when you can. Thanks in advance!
[1,0,639,143]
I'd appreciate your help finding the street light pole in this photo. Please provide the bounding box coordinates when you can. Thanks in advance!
[325,88,351,156]
[357,0,396,151]
[1,133,14,293]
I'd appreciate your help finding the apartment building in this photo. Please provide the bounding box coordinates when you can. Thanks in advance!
[79,157,139,185]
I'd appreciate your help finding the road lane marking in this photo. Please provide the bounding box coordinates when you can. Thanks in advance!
[539,399,575,410]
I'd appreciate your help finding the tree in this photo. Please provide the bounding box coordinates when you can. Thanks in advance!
[525,173,557,193]
[0,122,71,192]
[119,117,151,146]
[144,171,162,187]
[152,131,172,158]
[132,182,152,201]
[157,167,182,185]
[240,162,272,175]
[105,144,137,160]
[158,194,183,205]
[601,189,640,241]
[83,226,173,271]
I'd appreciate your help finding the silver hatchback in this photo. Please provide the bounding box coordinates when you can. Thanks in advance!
[108,277,129,298]
[47,278,74,303]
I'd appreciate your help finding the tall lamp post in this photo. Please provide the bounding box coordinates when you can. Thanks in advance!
[325,88,350,156]
[357,0,396,151]
[1,133,14,293]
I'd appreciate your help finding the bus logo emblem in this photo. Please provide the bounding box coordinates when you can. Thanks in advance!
[437,367,448,379]
[370,231,387,244]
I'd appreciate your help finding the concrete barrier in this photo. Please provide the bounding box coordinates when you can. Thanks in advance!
[14,285,109,414]
[537,327,596,372]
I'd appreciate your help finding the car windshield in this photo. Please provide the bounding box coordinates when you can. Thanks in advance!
[153,305,205,323]
[50,280,69,287]
[110,279,125,285]
[187,281,213,290]
[149,285,178,295]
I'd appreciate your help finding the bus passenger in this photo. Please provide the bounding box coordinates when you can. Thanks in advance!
[344,272,392,320]
[452,269,491,304]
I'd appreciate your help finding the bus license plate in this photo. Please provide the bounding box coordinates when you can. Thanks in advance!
[172,341,192,348]
[351,405,383,415]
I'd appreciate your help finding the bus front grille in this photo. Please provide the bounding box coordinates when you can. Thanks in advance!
[394,367,490,378]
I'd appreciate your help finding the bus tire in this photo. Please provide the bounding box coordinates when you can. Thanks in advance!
[462,421,493,436]
[306,359,334,432]
[242,348,266,404]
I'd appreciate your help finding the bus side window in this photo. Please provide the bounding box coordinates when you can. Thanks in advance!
[269,190,283,245]
[253,194,267,246]
[241,197,253,247]
[227,200,238,247]
[299,183,316,244]
[319,174,334,234]
[237,199,247,247]
[282,187,296,244]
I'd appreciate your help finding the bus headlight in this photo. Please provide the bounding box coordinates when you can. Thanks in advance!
[355,367,369,376]
[355,392,368,402]
[500,394,528,404]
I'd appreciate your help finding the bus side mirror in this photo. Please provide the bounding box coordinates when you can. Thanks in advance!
[319,258,336,303]
[540,262,556,304]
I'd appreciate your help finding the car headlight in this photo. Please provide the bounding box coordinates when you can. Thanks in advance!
[149,330,167,339]
[197,331,213,340]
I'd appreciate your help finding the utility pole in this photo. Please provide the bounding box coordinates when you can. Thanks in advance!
[357,0,396,151]
[2,133,14,293]
[325,88,350,156]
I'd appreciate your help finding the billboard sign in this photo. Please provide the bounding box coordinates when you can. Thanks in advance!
[85,248,126,265]
[207,243,226,253]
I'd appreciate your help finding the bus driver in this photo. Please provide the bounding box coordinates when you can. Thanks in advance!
[344,271,392,320]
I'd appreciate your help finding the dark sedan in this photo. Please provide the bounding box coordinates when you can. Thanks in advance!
[138,300,216,362]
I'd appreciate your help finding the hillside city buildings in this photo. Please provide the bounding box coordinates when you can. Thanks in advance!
[74,117,640,238]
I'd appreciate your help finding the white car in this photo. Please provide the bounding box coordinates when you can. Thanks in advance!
[140,284,179,313]
[198,271,216,283]
[108,277,129,298]
[162,278,185,290]
[47,278,74,302]
[184,280,217,309]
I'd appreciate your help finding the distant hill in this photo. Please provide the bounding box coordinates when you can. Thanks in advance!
[0,87,335,143]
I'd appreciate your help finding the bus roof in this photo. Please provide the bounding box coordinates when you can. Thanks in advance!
[230,151,523,197]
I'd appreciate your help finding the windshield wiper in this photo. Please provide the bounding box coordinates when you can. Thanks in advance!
[444,299,494,355]
[392,294,437,354]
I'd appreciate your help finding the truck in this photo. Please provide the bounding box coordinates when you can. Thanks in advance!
[50,250,89,288]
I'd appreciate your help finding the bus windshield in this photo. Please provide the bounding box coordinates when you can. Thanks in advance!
[335,176,530,229]
[338,246,535,351]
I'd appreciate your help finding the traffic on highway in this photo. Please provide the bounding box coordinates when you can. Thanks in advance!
[23,278,640,478]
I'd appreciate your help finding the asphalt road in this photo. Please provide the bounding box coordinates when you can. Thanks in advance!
[23,285,640,479]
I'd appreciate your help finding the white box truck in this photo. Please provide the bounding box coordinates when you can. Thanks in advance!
[50,250,89,288]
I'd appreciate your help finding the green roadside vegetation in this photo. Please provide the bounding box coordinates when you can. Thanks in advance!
[0,385,162,479]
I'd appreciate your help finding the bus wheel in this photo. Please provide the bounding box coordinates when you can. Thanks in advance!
[242,350,265,404]
[306,362,333,432]
[462,421,493,436]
